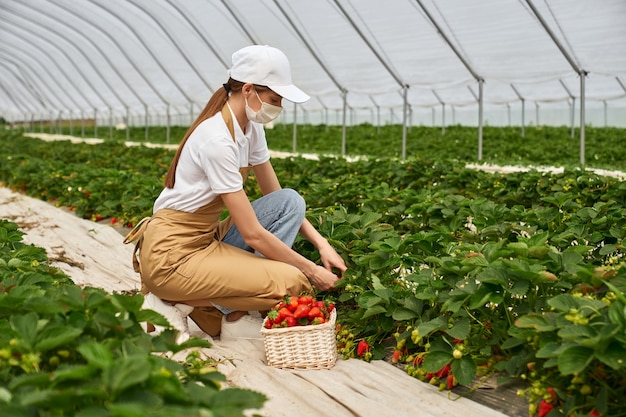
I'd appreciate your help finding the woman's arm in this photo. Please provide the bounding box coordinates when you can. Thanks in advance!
[253,160,281,195]
[221,189,339,291]
[253,160,348,275]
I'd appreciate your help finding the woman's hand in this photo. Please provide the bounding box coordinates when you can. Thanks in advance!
[306,264,341,291]
[318,244,347,276]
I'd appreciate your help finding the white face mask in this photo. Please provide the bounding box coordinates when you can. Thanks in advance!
[245,89,283,124]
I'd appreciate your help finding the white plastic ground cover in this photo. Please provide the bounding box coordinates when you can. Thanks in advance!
[0,0,625,126]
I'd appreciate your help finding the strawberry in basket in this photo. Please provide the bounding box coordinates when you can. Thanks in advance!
[264,294,335,329]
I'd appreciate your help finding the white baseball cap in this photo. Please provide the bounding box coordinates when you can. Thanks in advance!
[227,45,310,103]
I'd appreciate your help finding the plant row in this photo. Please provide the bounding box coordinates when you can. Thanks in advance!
[1,131,626,416]
[20,123,626,171]
[0,219,266,416]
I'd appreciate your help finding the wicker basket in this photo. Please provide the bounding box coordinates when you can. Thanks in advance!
[260,309,338,370]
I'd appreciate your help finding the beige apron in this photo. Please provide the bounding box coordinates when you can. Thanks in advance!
[124,105,311,335]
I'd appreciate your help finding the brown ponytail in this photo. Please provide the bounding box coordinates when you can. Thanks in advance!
[163,78,245,188]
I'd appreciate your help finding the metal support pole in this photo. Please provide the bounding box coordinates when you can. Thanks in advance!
[109,107,113,140]
[125,106,130,142]
[341,91,347,156]
[144,105,149,142]
[401,86,408,160]
[511,84,526,137]
[478,80,484,160]
[166,104,171,144]
[580,74,586,165]
[292,102,297,153]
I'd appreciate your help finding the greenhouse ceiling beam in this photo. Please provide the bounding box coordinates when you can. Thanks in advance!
[86,0,192,106]
[332,0,409,158]
[166,0,232,81]
[0,16,103,112]
[0,65,38,115]
[616,77,626,93]
[0,61,46,113]
[273,1,345,92]
[220,0,258,45]
[43,0,162,111]
[17,1,139,112]
[128,0,214,94]
[524,0,587,165]
[414,0,484,161]
[0,52,74,114]
[0,47,80,115]
[272,0,352,156]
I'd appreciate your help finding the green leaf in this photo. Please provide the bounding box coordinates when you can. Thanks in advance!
[535,342,560,358]
[111,293,143,313]
[422,351,452,373]
[594,341,626,370]
[135,309,172,327]
[35,325,83,352]
[392,307,419,321]
[417,316,447,337]
[557,346,594,374]
[509,279,530,296]
[206,387,267,412]
[9,372,51,390]
[515,314,557,332]
[77,342,114,369]
[507,241,528,257]
[445,318,470,340]
[370,274,386,290]
[402,296,424,316]
[10,312,38,350]
[547,294,579,312]
[360,212,382,228]
[51,364,97,384]
[451,356,477,386]
[361,305,387,319]
[103,355,151,395]
[501,337,526,350]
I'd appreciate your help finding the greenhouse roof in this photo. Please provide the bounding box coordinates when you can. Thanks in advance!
[1,0,625,126]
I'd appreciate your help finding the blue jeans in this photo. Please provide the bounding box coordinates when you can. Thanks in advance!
[215,188,305,314]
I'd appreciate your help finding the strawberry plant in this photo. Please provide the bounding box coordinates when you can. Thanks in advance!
[0,219,267,416]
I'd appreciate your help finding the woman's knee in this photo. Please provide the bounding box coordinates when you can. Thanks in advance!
[278,188,305,215]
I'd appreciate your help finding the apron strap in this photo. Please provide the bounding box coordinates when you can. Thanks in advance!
[221,104,236,142]
[123,216,151,273]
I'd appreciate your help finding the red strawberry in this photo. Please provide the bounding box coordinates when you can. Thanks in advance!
[311,316,326,325]
[538,400,554,417]
[293,303,310,319]
[298,294,313,305]
[357,340,370,357]
[284,316,297,327]
[277,307,294,320]
[391,350,402,364]
[308,306,323,318]
[435,364,451,379]
[447,374,455,390]
[286,295,299,312]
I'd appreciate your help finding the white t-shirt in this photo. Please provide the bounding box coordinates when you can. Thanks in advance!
[153,105,270,213]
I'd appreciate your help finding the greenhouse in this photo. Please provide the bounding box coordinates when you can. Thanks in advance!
[1,1,625,417]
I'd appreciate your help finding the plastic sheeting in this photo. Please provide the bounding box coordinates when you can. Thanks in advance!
[0,0,625,126]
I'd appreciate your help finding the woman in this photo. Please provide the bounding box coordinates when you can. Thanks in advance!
[127,45,347,341]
